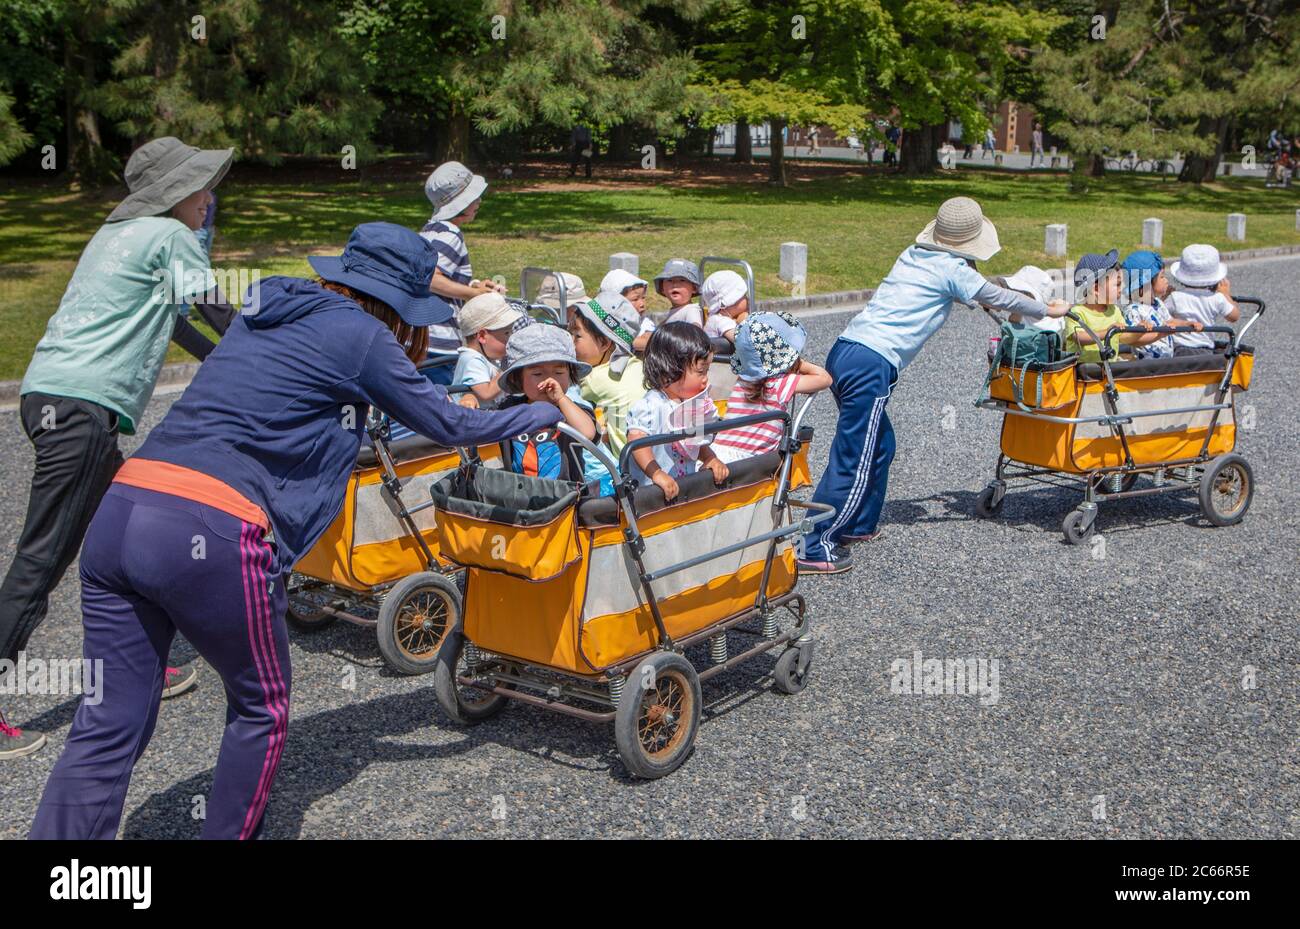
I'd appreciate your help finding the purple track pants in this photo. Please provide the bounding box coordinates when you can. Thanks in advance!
[30,483,290,840]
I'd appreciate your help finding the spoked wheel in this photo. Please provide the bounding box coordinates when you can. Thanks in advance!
[974,482,1005,519]
[1199,454,1254,527]
[773,639,814,695]
[433,624,509,724]
[377,572,460,676]
[614,652,701,779]
[1062,508,1096,545]
[285,581,338,632]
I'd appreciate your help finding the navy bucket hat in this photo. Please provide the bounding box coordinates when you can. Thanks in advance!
[309,222,454,326]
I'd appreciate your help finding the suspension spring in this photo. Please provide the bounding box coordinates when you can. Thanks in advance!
[709,632,728,664]
[608,675,625,708]
[761,611,779,639]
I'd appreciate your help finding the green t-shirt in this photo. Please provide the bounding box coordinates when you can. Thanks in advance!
[580,356,648,455]
[21,217,216,434]
[1062,303,1126,364]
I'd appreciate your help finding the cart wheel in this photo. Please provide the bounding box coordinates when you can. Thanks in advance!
[377,572,459,676]
[285,586,337,632]
[974,483,1004,519]
[1199,454,1254,527]
[1062,508,1096,545]
[432,625,508,724]
[773,640,814,695]
[614,652,701,779]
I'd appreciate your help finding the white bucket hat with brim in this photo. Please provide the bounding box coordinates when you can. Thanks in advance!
[701,270,748,313]
[499,323,592,395]
[914,196,1001,262]
[537,272,588,311]
[106,137,234,222]
[1169,243,1227,288]
[999,265,1055,304]
[425,161,488,224]
[599,269,648,295]
[459,292,524,338]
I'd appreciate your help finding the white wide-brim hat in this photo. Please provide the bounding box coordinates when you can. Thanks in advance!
[1169,244,1227,288]
[1000,265,1055,304]
[425,161,488,224]
[915,196,1001,262]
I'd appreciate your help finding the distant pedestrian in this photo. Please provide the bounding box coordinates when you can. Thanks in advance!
[1031,124,1045,167]
[982,127,995,159]
[569,125,593,178]
[807,126,821,156]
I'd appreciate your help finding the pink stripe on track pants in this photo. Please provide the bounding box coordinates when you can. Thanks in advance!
[29,483,290,840]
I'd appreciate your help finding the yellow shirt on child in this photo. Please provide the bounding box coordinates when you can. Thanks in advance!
[580,357,647,455]
[1063,304,1127,363]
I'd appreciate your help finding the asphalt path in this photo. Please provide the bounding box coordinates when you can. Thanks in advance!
[1,256,1295,838]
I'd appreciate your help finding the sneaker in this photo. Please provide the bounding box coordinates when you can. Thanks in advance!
[797,545,854,575]
[161,664,199,700]
[841,528,885,544]
[0,711,47,759]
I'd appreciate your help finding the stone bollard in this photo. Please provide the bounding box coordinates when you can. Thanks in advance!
[1142,218,1163,250]
[994,152,1004,166]
[779,242,808,284]
[1045,223,1068,257]
[609,252,639,275]
[1227,213,1246,242]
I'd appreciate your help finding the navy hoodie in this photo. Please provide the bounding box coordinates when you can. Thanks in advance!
[134,276,559,570]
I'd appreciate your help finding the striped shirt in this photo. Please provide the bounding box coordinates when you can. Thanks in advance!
[419,220,471,352]
[713,373,799,463]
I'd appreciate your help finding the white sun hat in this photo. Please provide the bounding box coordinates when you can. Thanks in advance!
[599,268,648,295]
[915,196,1001,262]
[1169,244,1227,288]
[425,161,488,224]
[999,265,1056,304]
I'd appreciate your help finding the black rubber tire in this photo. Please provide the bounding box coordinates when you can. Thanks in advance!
[974,484,1004,519]
[1199,454,1254,527]
[432,625,509,724]
[1062,509,1096,545]
[614,652,701,779]
[773,642,813,695]
[377,572,460,676]
[285,585,337,632]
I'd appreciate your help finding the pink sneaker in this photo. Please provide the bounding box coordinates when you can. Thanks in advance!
[161,664,199,700]
[0,710,47,759]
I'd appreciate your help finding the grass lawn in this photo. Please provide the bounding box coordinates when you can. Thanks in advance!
[1,157,1297,380]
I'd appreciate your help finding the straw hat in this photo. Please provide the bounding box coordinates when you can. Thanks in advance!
[914,196,1001,261]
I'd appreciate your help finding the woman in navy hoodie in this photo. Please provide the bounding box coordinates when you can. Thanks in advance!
[29,223,561,840]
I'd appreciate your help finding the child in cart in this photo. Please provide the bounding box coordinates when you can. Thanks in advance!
[497,324,614,495]
[700,269,751,340]
[625,321,729,501]
[537,271,589,326]
[601,268,656,350]
[570,292,648,455]
[713,312,831,464]
[452,292,525,407]
[1001,265,1063,333]
[1062,250,1168,363]
[654,259,705,330]
[1119,250,1201,359]
[1166,244,1240,356]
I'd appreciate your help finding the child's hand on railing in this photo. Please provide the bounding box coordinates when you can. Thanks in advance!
[703,457,729,486]
[458,392,479,409]
[651,470,680,501]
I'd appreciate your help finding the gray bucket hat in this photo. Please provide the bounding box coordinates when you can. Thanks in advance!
[107,137,234,222]
[653,258,702,291]
[425,161,488,223]
[577,292,641,375]
[499,323,592,395]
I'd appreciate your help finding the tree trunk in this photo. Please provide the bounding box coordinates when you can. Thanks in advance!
[64,15,116,187]
[434,108,471,162]
[607,124,633,163]
[1179,114,1231,183]
[768,117,788,186]
[1088,153,1106,177]
[899,123,941,175]
[732,118,752,163]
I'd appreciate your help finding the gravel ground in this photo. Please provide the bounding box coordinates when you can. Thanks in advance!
[1,256,1296,839]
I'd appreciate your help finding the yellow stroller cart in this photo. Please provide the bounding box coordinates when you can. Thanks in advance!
[287,411,502,675]
[974,299,1264,543]
[426,401,831,778]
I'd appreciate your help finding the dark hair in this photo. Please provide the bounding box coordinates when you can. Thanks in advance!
[569,311,614,351]
[642,321,712,391]
[316,278,429,364]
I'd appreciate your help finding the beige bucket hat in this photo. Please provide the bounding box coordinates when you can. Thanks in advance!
[915,196,1001,262]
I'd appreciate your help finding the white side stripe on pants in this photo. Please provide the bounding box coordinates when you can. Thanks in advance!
[818,391,889,560]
